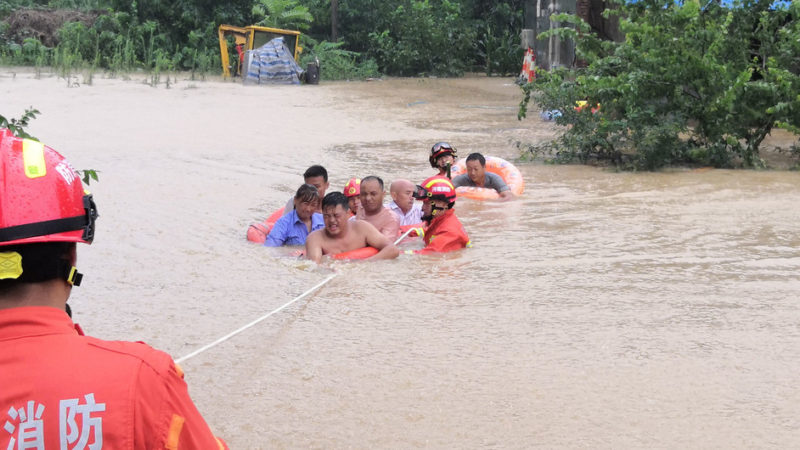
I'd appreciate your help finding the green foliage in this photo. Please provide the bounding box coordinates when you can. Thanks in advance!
[80,168,98,185]
[476,2,524,76]
[1,1,248,75]
[367,0,475,76]
[0,0,528,78]
[299,38,379,80]
[519,0,800,169]
[0,107,40,140]
[252,0,312,31]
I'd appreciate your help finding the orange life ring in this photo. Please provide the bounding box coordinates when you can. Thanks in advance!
[450,156,524,200]
[330,247,379,260]
[246,206,285,243]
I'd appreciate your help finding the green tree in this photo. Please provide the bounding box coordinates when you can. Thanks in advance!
[519,0,800,169]
[252,0,313,31]
[367,0,475,76]
[0,108,40,140]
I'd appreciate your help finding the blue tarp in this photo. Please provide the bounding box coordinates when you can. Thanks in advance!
[243,37,304,86]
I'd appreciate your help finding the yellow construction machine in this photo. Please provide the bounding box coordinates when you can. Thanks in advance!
[218,24,302,78]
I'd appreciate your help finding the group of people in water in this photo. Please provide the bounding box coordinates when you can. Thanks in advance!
[0,131,516,447]
[264,142,516,262]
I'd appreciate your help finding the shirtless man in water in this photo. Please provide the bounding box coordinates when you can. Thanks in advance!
[305,192,400,263]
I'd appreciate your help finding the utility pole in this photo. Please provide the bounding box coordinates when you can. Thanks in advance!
[331,0,338,41]
[524,0,537,30]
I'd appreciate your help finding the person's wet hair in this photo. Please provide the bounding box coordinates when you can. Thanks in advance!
[304,165,328,182]
[322,191,349,210]
[360,175,384,191]
[466,152,486,166]
[295,183,320,203]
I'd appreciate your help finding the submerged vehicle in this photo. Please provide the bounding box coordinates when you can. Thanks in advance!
[218,24,319,84]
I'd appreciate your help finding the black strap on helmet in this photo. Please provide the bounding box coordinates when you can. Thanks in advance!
[0,194,97,244]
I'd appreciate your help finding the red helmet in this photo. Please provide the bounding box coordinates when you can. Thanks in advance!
[0,128,98,247]
[413,175,456,204]
[428,142,457,168]
[343,178,361,197]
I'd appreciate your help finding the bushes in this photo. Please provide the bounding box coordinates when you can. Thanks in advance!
[366,0,475,76]
[0,2,247,75]
[300,39,378,81]
[519,0,800,169]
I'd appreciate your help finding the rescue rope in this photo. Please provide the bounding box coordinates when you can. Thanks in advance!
[176,232,415,364]
[394,227,415,245]
[175,273,337,364]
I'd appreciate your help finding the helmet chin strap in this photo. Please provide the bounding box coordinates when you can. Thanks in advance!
[422,204,447,223]
[445,162,452,179]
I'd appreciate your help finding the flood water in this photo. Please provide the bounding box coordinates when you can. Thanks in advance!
[3,70,799,447]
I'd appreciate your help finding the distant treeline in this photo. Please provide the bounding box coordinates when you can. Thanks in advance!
[0,0,527,79]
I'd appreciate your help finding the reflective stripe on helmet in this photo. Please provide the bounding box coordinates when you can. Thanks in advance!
[423,177,455,190]
[22,139,47,179]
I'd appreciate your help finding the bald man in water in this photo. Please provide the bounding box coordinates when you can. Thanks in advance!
[356,176,400,239]
[387,179,423,226]
[306,192,399,263]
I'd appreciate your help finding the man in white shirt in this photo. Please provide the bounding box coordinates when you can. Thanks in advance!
[387,179,423,226]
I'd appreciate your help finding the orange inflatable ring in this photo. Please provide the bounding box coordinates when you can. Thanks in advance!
[450,156,524,200]
[246,206,285,243]
[330,247,379,260]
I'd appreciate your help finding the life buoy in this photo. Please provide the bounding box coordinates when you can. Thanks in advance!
[450,156,524,200]
[246,206,285,243]
[330,247,379,260]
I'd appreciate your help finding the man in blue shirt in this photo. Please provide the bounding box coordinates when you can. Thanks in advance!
[265,184,324,246]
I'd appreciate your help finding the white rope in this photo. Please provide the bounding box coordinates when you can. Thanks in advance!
[175,232,415,364]
[175,273,337,364]
[394,227,416,245]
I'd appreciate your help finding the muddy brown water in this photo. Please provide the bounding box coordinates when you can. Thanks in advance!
[2,70,799,448]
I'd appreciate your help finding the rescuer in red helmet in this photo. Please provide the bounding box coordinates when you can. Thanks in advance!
[0,129,227,449]
[343,177,361,216]
[429,142,457,178]
[408,175,471,254]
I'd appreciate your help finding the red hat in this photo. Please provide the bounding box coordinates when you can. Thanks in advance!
[344,178,361,197]
[413,175,456,204]
[0,128,97,247]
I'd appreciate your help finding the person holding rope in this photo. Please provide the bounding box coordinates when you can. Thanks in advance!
[408,175,471,254]
[306,192,399,263]
[0,129,227,449]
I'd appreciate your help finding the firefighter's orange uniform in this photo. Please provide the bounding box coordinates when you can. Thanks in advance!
[0,129,226,449]
[415,208,471,254]
[409,175,471,255]
[0,306,227,449]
